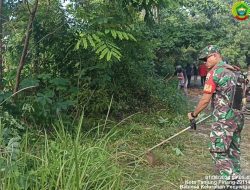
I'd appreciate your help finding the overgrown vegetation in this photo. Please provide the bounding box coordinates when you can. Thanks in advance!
[0,0,249,189]
[0,116,123,189]
[0,110,213,190]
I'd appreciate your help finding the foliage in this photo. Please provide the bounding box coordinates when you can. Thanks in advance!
[0,110,214,190]
[0,107,24,161]
[1,0,249,126]
[0,118,123,189]
[1,0,249,189]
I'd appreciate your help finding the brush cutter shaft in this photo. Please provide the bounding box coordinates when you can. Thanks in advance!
[147,114,211,152]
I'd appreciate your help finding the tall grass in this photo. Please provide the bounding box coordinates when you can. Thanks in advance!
[0,116,123,190]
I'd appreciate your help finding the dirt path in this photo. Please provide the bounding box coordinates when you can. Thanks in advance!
[130,78,250,190]
[242,70,250,175]
[241,116,250,175]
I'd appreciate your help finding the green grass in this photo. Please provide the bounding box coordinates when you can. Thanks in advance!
[0,110,214,190]
[108,111,213,190]
[0,116,123,190]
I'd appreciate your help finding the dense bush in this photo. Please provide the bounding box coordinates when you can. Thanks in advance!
[1,0,248,129]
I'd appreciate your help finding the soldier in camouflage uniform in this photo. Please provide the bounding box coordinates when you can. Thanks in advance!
[187,45,245,188]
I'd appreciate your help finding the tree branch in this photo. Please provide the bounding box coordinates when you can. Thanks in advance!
[14,0,39,93]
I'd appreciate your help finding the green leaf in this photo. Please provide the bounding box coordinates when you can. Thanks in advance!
[96,32,104,37]
[92,34,101,42]
[96,44,107,54]
[117,31,124,40]
[111,30,117,39]
[6,136,21,160]
[107,51,112,61]
[158,116,169,124]
[122,32,129,40]
[128,33,137,41]
[95,41,104,48]
[37,74,52,81]
[111,48,121,56]
[44,90,55,98]
[20,78,39,89]
[87,35,95,47]
[82,37,88,49]
[75,40,81,50]
[79,32,85,37]
[99,48,109,59]
[56,100,75,111]
[107,42,121,50]
[172,147,184,156]
[50,78,70,87]
[112,51,121,61]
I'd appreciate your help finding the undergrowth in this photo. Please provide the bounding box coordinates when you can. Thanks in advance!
[0,109,213,190]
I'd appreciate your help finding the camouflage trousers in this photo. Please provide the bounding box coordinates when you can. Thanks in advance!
[209,113,244,180]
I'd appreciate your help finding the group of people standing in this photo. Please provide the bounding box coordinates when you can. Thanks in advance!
[176,62,208,91]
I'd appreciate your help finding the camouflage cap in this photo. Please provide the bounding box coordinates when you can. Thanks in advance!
[198,45,221,60]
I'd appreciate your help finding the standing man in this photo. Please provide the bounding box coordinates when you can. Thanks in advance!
[198,62,208,86]
[176,65,188,95]
[193,64,198,83]
[185,64,192,87]
[187,45,244,188]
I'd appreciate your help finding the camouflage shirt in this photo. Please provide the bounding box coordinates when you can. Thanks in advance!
[203,61,238,121]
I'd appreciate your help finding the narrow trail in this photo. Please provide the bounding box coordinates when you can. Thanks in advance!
[187,78,250,177]
[241,113,250,175]
[137,79,249,190]
[242,70,250,175]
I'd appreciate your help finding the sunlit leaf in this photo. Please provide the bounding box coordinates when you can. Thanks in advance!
[99,48,109,59]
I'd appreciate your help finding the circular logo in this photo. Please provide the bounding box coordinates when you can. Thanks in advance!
[232,1,249,21]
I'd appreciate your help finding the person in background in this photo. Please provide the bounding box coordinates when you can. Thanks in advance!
[185,64,192,87]
[198,62,208,86]
[176,65,187,95]
[193,64,198,83]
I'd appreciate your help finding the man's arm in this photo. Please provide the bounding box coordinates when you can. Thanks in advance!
[193,93,213,116]
[188,93,213,119]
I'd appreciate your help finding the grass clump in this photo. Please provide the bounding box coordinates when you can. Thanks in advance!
[0,117,123,190]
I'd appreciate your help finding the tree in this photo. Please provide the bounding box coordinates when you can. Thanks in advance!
[14,0,39,93]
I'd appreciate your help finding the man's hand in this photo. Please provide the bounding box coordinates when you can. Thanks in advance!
[188,112,197,130]
[224,64,240,71]
[188,112,195,120]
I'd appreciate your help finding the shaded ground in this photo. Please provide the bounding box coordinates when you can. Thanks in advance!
[241,114,250,175]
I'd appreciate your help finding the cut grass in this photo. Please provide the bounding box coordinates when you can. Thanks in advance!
[108,110,214,189]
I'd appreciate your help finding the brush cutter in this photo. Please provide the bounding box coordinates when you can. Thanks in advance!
[144,114,212,165]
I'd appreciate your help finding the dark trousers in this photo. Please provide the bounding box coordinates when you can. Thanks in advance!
[187,75,191,87]
[201,76,206,86]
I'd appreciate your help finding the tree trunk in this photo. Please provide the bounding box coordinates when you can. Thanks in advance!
[0,0,3,89]
[14,0,39,93]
